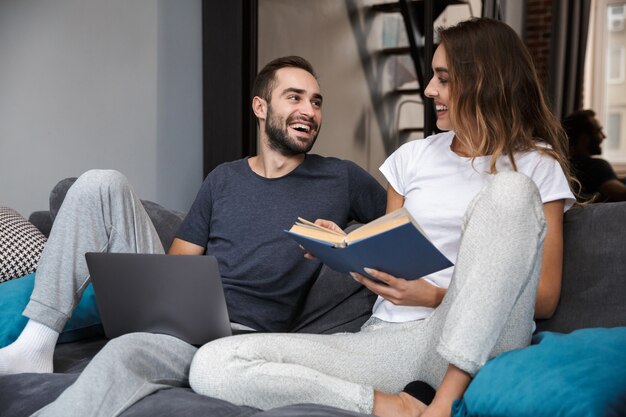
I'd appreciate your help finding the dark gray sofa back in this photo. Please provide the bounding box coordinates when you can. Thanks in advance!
[32,178,626,334]
[536,202,626,333]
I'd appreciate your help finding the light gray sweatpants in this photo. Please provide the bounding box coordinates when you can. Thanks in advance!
[28,170,196,417]
[24,170,164,332]
[188,171,547,414]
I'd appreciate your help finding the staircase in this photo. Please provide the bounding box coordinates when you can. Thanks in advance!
[371,0,471,139]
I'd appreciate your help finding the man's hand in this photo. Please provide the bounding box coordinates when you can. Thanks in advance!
[352,268,446,308]
[302,219,345,260]
[313,219,344,234]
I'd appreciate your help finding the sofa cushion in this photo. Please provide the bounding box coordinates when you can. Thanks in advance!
[140,200,185,252]
[49,177,78,221]
[452,327,626,417]
[536,202,626,333]
[27,210,53,238]
[0,207,47,282]
[0,273,102,348]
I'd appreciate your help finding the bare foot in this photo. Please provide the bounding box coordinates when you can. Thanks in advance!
[372,390,427,417]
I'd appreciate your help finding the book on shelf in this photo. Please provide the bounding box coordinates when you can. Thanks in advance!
[285,207,453,281]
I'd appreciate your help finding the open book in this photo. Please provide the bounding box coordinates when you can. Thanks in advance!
[285,207,453,281]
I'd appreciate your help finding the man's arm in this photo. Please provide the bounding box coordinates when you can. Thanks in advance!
[585,158,626,201]
[599,178,626,201]
[347,162,387,222]
[167,238,205,255]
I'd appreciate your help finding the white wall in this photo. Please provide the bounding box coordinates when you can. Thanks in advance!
[0,0,202,218]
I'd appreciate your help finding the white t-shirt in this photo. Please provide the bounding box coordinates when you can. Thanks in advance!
[374,131,575,323]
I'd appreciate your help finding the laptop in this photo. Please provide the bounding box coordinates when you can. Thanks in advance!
[85,253,232,346]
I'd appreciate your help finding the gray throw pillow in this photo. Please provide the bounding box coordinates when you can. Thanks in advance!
[0,207,47,282]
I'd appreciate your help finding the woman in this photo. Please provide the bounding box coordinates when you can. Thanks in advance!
[189,18,575,417]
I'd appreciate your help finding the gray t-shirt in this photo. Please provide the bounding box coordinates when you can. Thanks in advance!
[175,155,386,332]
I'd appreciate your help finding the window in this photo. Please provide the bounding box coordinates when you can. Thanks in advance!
[608,112,622,150]
[588,0,626,164]
[607,47,625,83]
[609,4,625,31]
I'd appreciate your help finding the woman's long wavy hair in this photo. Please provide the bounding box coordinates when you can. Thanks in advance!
[438,18,574,187]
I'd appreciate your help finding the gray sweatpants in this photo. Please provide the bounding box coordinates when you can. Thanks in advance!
[187,171,547,414]
[25,170,164,332]
[27,170,195,417]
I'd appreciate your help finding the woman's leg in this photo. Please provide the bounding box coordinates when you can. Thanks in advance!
[190,319,430,414]
[373,171,548,416]
[429,171,546,376]
[31,333,197,417]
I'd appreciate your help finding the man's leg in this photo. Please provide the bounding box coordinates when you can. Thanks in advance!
[0,170,164,374]
[292,224,376,335]
[291,265,376,334]
[31,333,197,417]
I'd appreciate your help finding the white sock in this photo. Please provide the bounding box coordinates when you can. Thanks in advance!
[0,320,59,374]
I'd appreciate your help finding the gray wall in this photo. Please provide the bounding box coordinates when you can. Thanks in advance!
[0,0,202,218]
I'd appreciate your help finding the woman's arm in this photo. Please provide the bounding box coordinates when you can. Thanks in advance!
[534,200,565,319]
[422,364,471,417]
[357,192,566,316]
[386,183,405,213]
[353,184,447,308]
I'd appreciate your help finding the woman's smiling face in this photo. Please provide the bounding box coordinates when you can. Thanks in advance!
[424,45,451,131]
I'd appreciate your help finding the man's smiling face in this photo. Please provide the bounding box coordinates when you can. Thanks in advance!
[264,67,323,156]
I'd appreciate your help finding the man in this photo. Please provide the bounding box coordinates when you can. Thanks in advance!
[0,56,386,415]
[564,109,626,201]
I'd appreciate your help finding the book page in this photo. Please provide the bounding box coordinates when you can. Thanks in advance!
[288,223,347,246]
[345,207,412,243]
[296,217,346,237]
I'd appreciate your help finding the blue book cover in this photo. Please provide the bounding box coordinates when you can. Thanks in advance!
[285,208,453,281]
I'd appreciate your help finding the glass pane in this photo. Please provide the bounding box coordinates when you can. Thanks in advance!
[608,113,621,150]
[608,48,624,81]
[604,3,626,157]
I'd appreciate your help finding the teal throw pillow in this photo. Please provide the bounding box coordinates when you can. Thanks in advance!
[452,327,626,417]
[0,272,102,347]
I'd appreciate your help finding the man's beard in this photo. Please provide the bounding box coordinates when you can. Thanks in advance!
[590,140,602,155]
[265,106,320,156]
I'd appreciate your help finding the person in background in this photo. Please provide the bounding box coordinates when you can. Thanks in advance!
[564,109,626,201]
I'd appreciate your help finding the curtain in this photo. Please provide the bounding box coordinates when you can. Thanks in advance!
[548,0,592,120]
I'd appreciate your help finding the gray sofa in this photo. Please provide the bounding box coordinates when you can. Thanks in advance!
[1,179,625,417]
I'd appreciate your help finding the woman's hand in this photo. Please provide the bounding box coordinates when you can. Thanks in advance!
[352,268,446,308]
